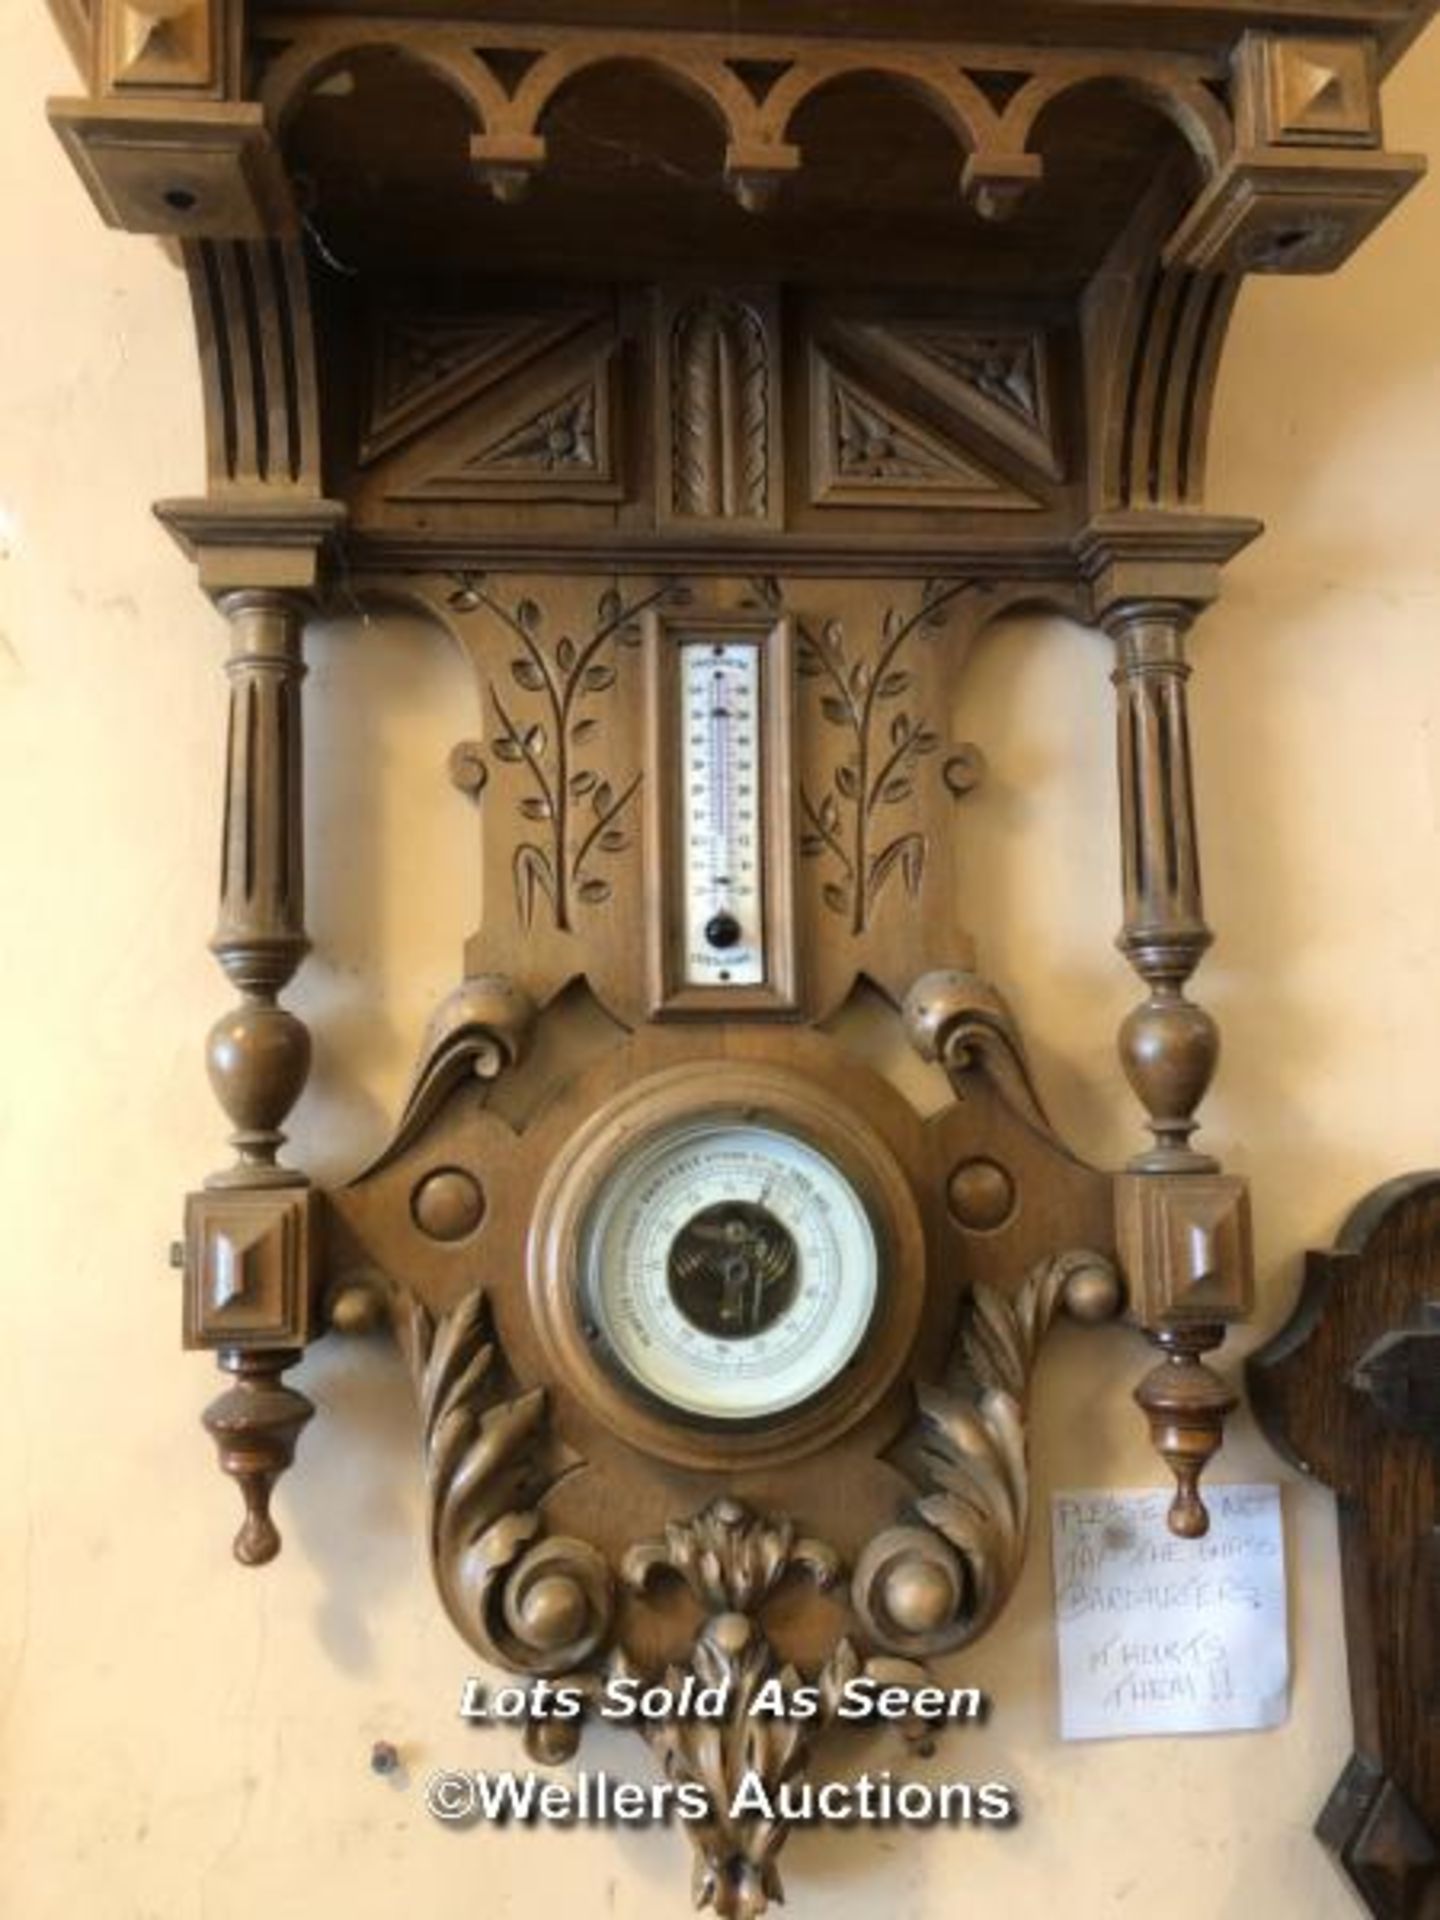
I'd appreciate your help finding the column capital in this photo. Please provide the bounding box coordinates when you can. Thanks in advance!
[1076,511,1261,625]
[155,496,346,599]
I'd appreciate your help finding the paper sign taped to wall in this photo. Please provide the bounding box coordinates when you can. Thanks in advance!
[1051,1484,1289,1742]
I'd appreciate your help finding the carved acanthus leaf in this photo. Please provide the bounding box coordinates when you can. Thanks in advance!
[621,1499,900,1920]
[408,1291,612,1674]
[622,1497,841,1613]
[858,1249,1121,1656]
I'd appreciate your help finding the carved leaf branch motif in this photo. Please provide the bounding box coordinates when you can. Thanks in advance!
[447,577,669,931]
[798,581,968,934]
[856,1249,1121,1656]
[407,1291,612,1674]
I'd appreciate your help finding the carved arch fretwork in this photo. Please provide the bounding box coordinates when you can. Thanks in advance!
[258,19,1236,218]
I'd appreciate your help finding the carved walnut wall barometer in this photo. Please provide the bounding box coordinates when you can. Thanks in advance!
[41,0,1435,1909]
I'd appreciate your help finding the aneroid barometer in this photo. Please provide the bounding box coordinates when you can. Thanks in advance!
[578,1117,879,1424]
[51,0,1429,1907]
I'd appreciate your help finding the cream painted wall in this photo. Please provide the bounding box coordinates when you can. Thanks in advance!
[2,6,1437,1916]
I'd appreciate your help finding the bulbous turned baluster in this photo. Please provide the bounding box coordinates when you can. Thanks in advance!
[1106,598,1252,1539]
[186,586,318,1565]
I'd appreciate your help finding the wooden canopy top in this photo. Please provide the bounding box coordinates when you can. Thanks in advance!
[242,0,1437,68]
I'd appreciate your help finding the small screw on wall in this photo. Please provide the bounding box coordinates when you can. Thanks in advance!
[370,1741,401,1777]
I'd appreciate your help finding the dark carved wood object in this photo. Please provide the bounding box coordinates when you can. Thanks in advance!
[39,0,1437,1909]
[1250,1175,1440,1920]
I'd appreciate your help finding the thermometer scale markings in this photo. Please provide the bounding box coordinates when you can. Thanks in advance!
[680,640,764,988]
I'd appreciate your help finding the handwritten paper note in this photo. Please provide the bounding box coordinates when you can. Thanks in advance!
[1051,1485,1289,1742]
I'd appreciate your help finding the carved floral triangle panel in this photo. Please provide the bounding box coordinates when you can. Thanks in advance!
[810,352,1046,511]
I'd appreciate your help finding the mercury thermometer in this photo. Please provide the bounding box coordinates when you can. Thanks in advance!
[679,638,766,987]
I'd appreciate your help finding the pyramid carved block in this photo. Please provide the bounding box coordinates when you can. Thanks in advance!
[183,1187,315,1350]
[1239,34,1380,148]
[101,0,216,92]
[1117,1172,1254,1326]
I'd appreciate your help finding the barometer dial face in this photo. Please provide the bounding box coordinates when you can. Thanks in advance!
[579,1118,880,1423]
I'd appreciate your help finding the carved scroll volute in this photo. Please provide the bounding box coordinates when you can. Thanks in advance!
[1101,590,1254,1539]
[903,968,1052,1139]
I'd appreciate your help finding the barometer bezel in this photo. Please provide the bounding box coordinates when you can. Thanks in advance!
[527,1060,926,1471]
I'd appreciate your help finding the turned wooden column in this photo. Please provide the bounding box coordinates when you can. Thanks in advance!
[1109,602,1217,1175]
[175,558,333,1566]
[1103,592,1253,1539]
[207,589,312,1187]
